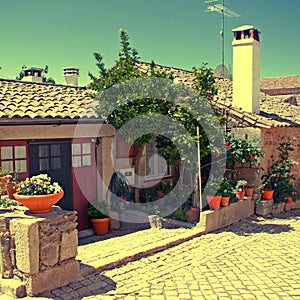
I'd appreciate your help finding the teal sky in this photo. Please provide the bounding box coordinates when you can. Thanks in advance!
[1,0,299,86]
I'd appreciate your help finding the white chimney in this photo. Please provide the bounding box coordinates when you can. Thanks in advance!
[232,25,261,114]
[22,67,43,83]
[63,67,80,86]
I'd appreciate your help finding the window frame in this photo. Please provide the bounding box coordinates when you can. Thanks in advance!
[0,141,29,178]
[71,141,93,168]
[145,141,171,180]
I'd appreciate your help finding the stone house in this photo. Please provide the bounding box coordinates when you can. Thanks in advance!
[0,68,115,231]
[1,24,299,233]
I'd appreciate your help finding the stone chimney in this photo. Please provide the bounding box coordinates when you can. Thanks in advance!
[232,25,261,114]
[63,67,80,86]
[22,67,43,83]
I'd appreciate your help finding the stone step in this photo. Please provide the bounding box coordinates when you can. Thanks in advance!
[0,278,27,298]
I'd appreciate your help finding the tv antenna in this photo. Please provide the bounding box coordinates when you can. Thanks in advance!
[205,0,239,77]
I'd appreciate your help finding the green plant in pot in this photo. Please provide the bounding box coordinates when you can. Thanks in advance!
[87,201,110,235]
[234,180,247,201]
[204,176,223,210]
[260,137,296,203]
[6,171,20,199]
[219,177,235,206]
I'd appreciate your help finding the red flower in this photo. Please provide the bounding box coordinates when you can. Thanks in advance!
[249,154,255,161]
[225,141,231,149]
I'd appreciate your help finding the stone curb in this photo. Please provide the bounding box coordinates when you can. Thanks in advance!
[79,226,206,277]
[79,199,299,278]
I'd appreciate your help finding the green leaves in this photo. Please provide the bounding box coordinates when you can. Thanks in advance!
[262,137,297,203]
[225,132,264,167]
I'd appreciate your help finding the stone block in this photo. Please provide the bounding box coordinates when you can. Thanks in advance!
[148,215,163,229]
[0,278,27,298]
[26,260,82,296]
[255,199,273,216]
[10,219,39,275]
[108,210,120,231]
[272,202,285,215]
[0,230,14,278]
[60,230,78,261]
[40,242,60,267]
[148,215,194,229]
[294,200,300,209]
[284,202,294,211]
[0,217,9,230]
[199,198,255,233]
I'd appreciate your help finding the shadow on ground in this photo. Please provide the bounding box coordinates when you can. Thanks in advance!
[38,274,117,299]
[213,214,296,236]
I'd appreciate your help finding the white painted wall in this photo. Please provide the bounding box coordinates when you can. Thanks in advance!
[232,35,260,114]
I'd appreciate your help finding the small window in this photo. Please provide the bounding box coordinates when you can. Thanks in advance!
[0,145,27,173]
[145,142,170,179]
[38,144,62,171]
[72,143,92,168]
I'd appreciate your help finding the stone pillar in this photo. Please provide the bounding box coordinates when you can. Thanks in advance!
[98,136,115,201]
[0,206,82,297]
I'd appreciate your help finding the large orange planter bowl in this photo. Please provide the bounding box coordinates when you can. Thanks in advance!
[13,191,64,214]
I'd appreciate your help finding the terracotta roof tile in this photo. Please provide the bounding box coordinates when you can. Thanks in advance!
[0,78,98,120]
[1,63,299,128]
[136,61,298,128]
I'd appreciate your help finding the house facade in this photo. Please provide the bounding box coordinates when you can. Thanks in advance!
[1,25,300,232]
[0,71,116,231]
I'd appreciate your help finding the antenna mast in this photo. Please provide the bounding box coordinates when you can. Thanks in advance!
[205,0,239,77]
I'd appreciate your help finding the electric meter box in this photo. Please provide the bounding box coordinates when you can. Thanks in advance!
[119,168,135,186]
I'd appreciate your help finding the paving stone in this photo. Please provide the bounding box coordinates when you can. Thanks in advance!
[28,209,300,300]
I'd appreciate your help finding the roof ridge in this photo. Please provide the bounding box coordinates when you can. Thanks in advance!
[137,61,193,74]
[0,77,86,90]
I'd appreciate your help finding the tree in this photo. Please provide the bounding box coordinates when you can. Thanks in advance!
[89,29,224,205]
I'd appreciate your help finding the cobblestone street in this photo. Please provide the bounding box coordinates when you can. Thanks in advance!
[5,210,300,300]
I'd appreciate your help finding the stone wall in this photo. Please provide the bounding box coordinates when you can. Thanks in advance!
[0,205,81,297]
[261,127,300,188]
[256,199,300,216]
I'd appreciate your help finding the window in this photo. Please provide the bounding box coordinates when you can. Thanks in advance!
[145,142,170,178]
[72,143,92,168]
[0,145,27,172]
[37,144,62,171]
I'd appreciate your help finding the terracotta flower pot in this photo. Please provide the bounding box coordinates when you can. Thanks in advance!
[13,191,64,214]
[91,218,110,235]
[6,183,18,199]
[221,196,230,206]
[207,195,222,210]
[245,187,254,197]
[262,189,274,200]
[236,191,245,201]
[186,207,200,223]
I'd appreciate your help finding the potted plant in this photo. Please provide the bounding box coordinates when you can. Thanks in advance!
[204,176,222,210]
[6,171,20,199]
[219,177,235,206]
[260,137,296,203]
[225,132,264,168]
[87,201,110,235]
[13,174,64,213]
[0,168,11,195]
[234,180,247,201]
[245,185,255,198]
